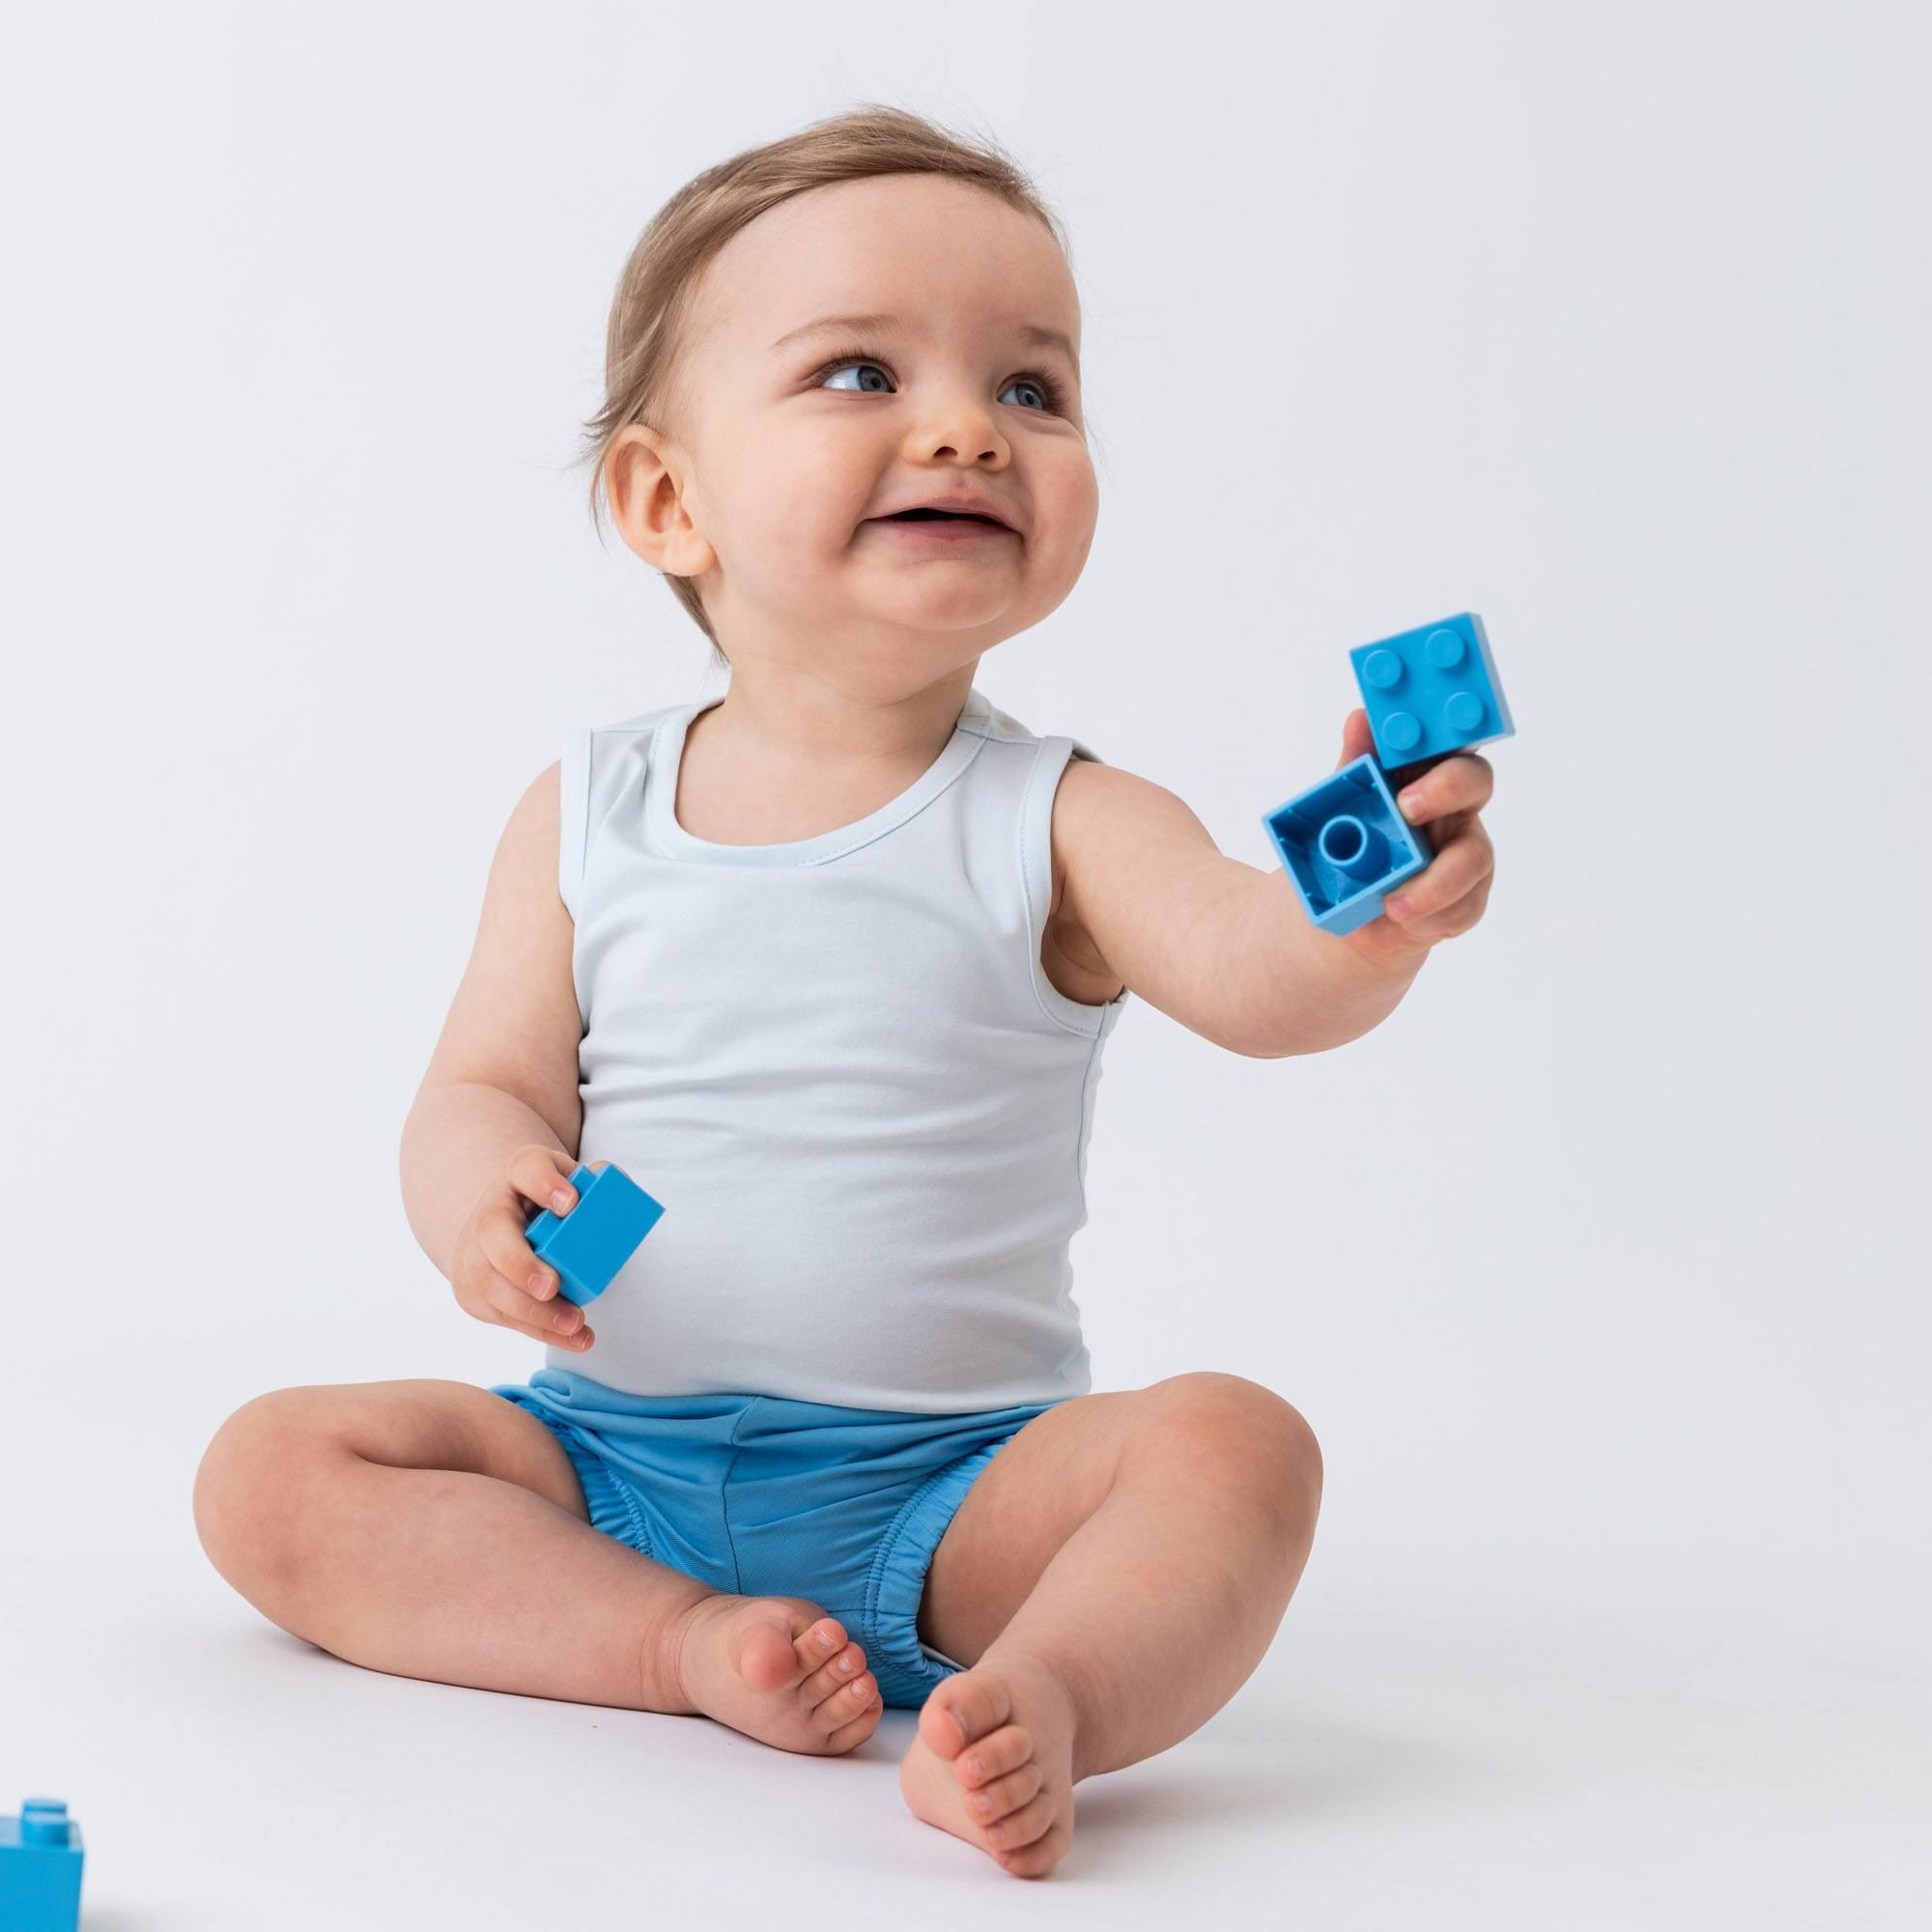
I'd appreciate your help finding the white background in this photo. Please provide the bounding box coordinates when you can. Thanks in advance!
[4,2,1926,1924]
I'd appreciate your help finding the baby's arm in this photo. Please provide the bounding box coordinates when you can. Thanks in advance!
[1053,711,1497,1057]
[399,760,596,1348]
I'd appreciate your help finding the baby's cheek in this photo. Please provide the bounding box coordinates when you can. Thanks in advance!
[1034,491,1100,584]
[1042,464,1100,554]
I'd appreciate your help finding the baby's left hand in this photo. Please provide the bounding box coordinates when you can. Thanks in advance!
[1335,707,1497,970]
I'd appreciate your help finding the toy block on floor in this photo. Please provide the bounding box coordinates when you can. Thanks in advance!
[1262,755,1433,937]
[1349,611,1514,766]
[1,1798,85,1932]
[524,1160,665,1306]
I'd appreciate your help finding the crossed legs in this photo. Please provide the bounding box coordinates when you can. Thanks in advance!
[193,1370,1321,1878]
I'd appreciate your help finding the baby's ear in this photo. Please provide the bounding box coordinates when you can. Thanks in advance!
[605,427,711,572]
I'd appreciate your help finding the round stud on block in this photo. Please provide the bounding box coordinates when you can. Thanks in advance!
[20,1798,71,1845]
[1444,690,1485,733]
[1381,711,1422,753]
[1425,627,1466,668]
[1362,648,1405,690]
[1317,812,1389,883]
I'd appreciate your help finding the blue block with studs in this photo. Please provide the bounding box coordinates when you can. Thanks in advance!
[1349,611,1514,767]
[0,1798,85,1932]
[1262,755,1433,937]
[523,1161,665,1306]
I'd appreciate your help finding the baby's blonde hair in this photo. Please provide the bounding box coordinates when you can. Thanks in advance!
[577,103,1075,668]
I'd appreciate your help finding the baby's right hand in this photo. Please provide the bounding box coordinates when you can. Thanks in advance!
[448,1145,597,1351]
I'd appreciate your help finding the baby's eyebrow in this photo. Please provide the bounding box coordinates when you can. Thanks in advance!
[769,310,1079,373]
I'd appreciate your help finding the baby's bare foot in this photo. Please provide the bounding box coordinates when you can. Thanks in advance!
[897,1658,1079,1878]
[671,1594,882,1755]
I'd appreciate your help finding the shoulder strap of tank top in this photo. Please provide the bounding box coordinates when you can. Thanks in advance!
[558,705,686,921]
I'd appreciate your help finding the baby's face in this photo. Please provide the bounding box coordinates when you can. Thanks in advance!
[642,174,1097,686]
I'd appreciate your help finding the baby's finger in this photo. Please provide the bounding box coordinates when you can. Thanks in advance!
[480,1198,565,1304]
[500,1311,598,1351]
[1336,707,1376,770]
[1385,822,1495,926]
[481,1266,595,1346]
[1387,867,1494,944]
[513,1146,581,1217]
[1395,752,1493,827]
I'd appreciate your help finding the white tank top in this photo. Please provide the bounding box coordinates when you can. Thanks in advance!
[554,685,1131,1412]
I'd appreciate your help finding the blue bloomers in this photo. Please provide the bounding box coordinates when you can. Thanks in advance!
[491,1369,1062,1710]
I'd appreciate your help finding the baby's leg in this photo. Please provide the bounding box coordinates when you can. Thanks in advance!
[192,1379,884,1753]
[898,1372,1322,1875]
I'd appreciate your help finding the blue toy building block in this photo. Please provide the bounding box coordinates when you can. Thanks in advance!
[1349,611,1514,767]
[1262,755,1433,936]
[0,1798,85,1932]
[523,1160,665,1306]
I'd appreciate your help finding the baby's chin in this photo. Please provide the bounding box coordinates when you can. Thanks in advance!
[821,581,1040,652]
[724,532,1059,634]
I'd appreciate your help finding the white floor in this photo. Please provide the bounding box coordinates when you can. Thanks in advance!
[10,1539,1923,1930]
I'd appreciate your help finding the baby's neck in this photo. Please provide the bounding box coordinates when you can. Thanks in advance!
[671,672,974,846]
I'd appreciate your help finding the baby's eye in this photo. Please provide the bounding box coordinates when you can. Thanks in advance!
[820,360,894,395]
[815,358,1063,414]
[999,375,1056,412]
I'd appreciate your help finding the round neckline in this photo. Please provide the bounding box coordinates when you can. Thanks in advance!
[645,687,990,866]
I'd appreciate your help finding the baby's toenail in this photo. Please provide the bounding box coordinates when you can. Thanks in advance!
[816,1629,838,1651]
[971,1794,991,1816]
[969,1755,985,1779]
[836,1654,855,1674]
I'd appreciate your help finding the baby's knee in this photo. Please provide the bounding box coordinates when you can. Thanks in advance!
[192,1387,346,1603]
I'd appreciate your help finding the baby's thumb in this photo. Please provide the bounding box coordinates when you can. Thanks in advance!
[1337,706,1375,768]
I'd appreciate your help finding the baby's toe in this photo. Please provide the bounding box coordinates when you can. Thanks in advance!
[735,1615,805,1691]
[800,1639,868,1705]
[920,1667,1015,1759]
[995,1815,1072,1879]
[952,1720,1034,1792]
[793,1615,848,1673]
[983,1787,1057,1854]
[965,1760,1043,1826]
[813,1667,879,1729]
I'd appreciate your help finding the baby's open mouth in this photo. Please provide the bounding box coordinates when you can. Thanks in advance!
[871,508,1009,528]
[873,510,997,526]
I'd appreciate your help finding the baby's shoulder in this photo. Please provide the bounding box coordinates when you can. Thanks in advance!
[1041,753,1150,1006]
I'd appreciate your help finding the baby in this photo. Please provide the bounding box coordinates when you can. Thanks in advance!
[192,104,1498,1880]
